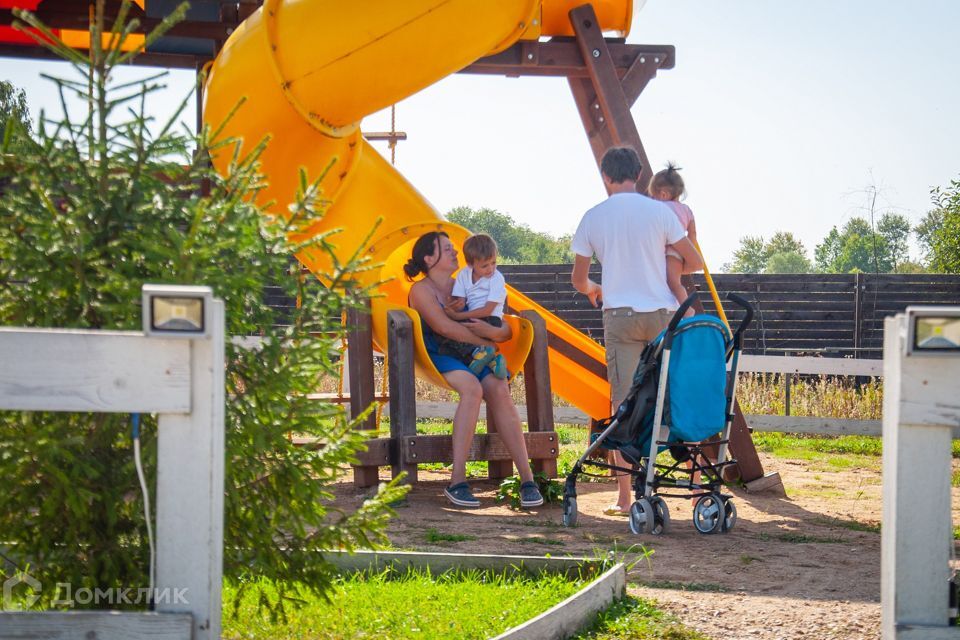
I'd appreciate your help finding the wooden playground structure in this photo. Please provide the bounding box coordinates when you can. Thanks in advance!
[0,1,775,490]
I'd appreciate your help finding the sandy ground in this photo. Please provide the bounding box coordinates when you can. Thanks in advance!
[331,452,957,640]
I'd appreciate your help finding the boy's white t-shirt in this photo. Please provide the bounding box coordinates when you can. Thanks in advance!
[452,267,507,318]
[570,192,686,312]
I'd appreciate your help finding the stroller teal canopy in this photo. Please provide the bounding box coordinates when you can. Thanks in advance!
[667,315,731,442]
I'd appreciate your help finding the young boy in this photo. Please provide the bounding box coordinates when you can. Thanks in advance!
[434,233,508,379]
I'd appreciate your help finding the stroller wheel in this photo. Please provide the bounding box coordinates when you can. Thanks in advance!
[692,493,724,534]
[648,496,670,535]
[720,497,737,533]
[561,497,578,528]
[628,498,653,535]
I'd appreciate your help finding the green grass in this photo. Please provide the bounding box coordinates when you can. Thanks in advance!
[757,531,844,544]
[641,580,729,593]
[811,516,881,534]
[516,536,565,546]
[425,528,477,544]
[572,596,709,639]
[223,568,584,640]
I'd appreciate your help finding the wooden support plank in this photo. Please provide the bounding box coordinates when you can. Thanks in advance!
[570,4,653,188]
[401,432,559,465]
[0,329,190,413]
[347,300,378,487]
[0,611,193,640]
[522,310,558,478]
[387,310,418,483]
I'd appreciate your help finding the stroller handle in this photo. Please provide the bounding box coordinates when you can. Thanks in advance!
[666,291,700,334]
[726,292,754,338]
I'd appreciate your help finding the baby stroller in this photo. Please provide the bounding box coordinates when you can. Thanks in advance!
[561,292,754,535]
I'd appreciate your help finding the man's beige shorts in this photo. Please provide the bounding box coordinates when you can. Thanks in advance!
[603,307,674,410]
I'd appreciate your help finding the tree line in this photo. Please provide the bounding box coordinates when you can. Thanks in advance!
[6,79,959,274]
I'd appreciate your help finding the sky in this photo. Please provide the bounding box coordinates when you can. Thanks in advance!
[3,0,960,268]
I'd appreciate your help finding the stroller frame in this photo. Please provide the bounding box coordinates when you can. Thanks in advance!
[561,292,754,535]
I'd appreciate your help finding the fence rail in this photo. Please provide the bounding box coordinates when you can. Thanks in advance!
[499,268,960,357]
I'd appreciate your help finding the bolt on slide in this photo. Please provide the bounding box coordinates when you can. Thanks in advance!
[203,0,633,419]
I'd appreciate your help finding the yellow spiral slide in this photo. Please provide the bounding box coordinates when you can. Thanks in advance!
[203,0,633,420]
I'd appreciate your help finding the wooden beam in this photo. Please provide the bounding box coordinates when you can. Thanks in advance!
[400,432,559,465]
[347,300,378,487]
[569,4,653,189]
[387,310,418,483]
[462,40,674,77]
[0,329,190,413]
[522,310,557,477]
[0,611,193,640]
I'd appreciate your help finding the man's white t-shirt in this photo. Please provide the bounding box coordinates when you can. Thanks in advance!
[452,267,507,318]
[570,192,686,312]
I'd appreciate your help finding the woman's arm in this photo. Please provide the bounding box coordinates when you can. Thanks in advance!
[447,300,499,321]
[465,317,513,343]
[410,283,493,346]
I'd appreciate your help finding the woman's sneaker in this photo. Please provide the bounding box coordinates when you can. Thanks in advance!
[468,346,497,375]
[489,354,508,379]
[519,481,544,508]
[444,482,480,508]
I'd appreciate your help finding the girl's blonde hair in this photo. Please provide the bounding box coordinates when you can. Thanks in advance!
[648,163,685,200]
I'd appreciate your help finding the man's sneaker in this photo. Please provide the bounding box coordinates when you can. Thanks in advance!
[468,346,497,375]
[489,353,508,380]
[444,482,480,508]
[519,481,544,508]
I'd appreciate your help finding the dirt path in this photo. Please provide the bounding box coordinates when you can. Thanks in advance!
[331,453,919,640]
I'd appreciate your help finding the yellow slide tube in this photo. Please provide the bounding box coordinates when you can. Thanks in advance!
[203,0,631,418]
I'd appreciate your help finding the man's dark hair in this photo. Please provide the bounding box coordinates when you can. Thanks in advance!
[600,146,642,184]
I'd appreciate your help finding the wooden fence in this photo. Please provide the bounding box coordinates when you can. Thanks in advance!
[499,267,960,357]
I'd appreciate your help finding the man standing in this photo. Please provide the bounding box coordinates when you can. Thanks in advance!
[571,146,703,515]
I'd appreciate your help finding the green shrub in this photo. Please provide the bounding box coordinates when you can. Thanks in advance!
[0,2,405,614]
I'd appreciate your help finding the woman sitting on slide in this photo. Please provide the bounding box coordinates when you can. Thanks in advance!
[404,231,543,509]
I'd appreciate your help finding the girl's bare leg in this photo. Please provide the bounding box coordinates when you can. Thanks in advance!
[481,375,535,483]
[667,256,694,317]
[443,370,483,485]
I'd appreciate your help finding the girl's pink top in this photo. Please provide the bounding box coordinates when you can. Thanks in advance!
[664,200,694,231]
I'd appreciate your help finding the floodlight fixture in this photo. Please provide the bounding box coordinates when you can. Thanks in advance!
[904,306,960,357]
[142,284,214,339]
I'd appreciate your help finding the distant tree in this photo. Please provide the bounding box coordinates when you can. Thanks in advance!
[814,217,894,273]
[0,79,32,140]
[914,208,942,265]
[924,179,960,273]
[765,231,806,257]
[724,232,810,273]
[765,251,812,274]
[724,235,767,273]
[446,205,573,263]
[877,212,911,271]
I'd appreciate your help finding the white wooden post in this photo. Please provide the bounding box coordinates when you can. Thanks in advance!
[881,311,960,640]
[155,298,225,640]
[0,288,224,640]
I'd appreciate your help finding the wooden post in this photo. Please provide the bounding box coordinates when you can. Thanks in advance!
[853,272,864,354]
[347,300,379,487]
[486,404,514,481]
[155,299,224,640]
[522,310,558,478]
[387,310,418,484]
[881,311,960,638]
